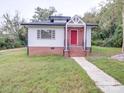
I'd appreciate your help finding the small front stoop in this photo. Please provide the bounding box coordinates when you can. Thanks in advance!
[69,47,86,57]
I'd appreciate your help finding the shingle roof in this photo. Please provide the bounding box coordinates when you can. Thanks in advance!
[21,22,97,26]
[21,22,66,26]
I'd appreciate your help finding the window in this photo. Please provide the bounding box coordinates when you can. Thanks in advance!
[37,30,55,39]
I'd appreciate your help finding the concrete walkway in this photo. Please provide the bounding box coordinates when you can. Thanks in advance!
[72,57,124,93]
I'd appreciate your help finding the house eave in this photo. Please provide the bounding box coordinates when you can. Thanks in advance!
[21,23,66,27]
[86,23,98,27]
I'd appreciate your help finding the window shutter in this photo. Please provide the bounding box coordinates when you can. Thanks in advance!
[51,30,55,39]
[37,30,55,39]
[37,30,40,39]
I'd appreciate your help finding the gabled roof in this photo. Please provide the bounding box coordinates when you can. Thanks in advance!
[67,15,85,26]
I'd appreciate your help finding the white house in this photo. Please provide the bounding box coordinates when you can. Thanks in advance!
[21,15,97,57]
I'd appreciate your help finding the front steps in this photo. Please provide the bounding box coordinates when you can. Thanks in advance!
[69,47,86,57]
[64,47,87,57]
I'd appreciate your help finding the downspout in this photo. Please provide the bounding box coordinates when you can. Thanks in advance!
[27,27,29,56]
[65,24,68,51]
[84,24,86,50]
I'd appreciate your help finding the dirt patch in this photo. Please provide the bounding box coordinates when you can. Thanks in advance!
[111,54,124,61]
[0,48,25,53]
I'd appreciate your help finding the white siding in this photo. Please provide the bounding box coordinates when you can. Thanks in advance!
[28,26,64,47]
[86,27,91,47]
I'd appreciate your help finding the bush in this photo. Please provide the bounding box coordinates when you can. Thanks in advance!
[4,38,15,49]
[14,40,23,48]
[0,38,6,50]
[92,40,105,46]
[103,38,113,47]
[0,37,25,50]
[92,24,123,48]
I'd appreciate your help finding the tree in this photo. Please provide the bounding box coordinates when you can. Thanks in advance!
[0,12,27,48]
[122,0,124,52]
[32,7,57,22]
[83,0,123,47]
[83,10,98,23]
[1,12,26,39]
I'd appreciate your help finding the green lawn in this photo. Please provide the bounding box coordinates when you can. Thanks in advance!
[0,48,101,93]
[87,46,124,84]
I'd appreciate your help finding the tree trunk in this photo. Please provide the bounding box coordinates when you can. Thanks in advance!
[122,2,124,53]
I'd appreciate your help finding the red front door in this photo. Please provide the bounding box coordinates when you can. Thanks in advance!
[71,30,77,45]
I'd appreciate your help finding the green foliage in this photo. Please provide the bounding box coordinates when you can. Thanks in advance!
[92,40,104,47]
[32,7,57,21]
[18,26,27,45]
[92,25,123,47]
[83,11,97,23]
[14,40,23,48]
[0,38,6,49]
[84,0,123,47]
[0,38,23,50]
[4,38,15,49]
[0,12,27,49]
[108,25,122,47]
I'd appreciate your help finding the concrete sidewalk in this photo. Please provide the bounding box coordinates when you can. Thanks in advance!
[72,57,124,93]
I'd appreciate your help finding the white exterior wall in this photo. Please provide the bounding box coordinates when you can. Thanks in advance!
[86,26,91,48]
[28,26,64,47]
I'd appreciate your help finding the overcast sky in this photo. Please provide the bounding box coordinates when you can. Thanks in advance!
[0,0,105,22]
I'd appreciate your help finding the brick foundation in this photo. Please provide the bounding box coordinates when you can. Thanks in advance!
[64,50,70,57]
[28,47,64,56]
[28,47,90,57]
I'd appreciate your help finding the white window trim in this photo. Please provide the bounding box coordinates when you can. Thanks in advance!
[37,29,55,40]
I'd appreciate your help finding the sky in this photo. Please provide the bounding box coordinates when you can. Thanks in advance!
[0,0,105,22]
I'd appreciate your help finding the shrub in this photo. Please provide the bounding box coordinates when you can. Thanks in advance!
[92,40,105,46]
[0,37,25,50]
[4,38,15,49]
[0,38,6,50]
[14,40,23,48]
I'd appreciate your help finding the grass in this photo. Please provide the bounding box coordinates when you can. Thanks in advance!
[0,48,101,93]
[87,46,124,84]
[90,46,121,57]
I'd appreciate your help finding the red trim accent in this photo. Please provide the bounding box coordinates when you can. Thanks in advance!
[71,30,77,45]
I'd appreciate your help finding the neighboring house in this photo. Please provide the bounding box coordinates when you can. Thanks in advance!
[21,15,96,57]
